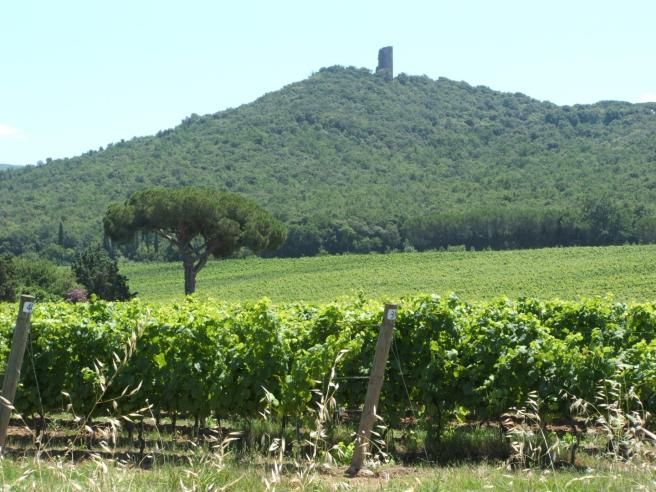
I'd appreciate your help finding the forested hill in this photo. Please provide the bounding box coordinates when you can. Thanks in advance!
[0,164,18,171]
[2,66,656,260]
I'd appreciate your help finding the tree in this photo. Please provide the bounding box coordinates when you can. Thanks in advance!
[58,220,65,246]
[275,223,322,257]
[582,195,631,245]
[72,244,134,301]
[103,187,287,295]
[0,254,17,301]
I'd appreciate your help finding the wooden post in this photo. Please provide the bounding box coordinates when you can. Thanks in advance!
[0,295,35,451]
[346,303,398,476]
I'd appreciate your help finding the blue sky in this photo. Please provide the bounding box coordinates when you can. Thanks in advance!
[2,0,655,165]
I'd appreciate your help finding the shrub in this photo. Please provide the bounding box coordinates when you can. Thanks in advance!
[13,254,77,301]
[72,244,134,301]
[65,288,88,303]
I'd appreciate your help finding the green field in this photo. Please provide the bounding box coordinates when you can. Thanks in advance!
[123,244,656,303]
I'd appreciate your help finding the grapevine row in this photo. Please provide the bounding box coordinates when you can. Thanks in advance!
[0,295,654,433]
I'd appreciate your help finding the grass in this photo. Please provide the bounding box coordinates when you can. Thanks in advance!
[5,384,652,491]
[123,244,656,303]
[0,456,654,491]
[0,374,653,492]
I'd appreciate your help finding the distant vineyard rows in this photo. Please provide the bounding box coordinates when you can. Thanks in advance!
[123,245,656,304]
[0,296,654,432]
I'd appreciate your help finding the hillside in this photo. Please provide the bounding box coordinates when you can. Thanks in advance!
[1,66,656,259]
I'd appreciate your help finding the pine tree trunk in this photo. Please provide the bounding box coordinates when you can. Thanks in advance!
[183,256,196,295]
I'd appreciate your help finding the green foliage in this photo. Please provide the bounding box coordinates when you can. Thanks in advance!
[0,254,17,301]
[13,254,77,301]
[71,244,134,301]
[104,187,286,256]
[1,68,656,258]
[1,295,655,443]
[104,187,286,294]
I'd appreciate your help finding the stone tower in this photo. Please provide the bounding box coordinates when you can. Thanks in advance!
[376,46,393,81]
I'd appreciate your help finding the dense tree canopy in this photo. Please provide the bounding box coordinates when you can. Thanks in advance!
[1,67,656,258]
[104,187,286,294]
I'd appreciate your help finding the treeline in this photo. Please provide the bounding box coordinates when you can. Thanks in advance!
[5,200,655,264]
[276,197,656,257]
[403,201,656,252]
[106,200,656,260]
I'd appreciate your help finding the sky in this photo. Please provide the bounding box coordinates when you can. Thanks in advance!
[1,0,655,166]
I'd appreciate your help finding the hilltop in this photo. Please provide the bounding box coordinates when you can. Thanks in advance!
[1,66,656,259]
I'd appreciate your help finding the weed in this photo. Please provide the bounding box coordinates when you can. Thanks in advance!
[504,391,561,469]
[565,379,655,463]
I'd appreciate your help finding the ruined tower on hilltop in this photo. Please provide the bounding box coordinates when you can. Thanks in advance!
[376,46,393,81]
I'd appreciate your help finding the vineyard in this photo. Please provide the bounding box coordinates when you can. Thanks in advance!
[1,295,655,441]
[123,244,656,303]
